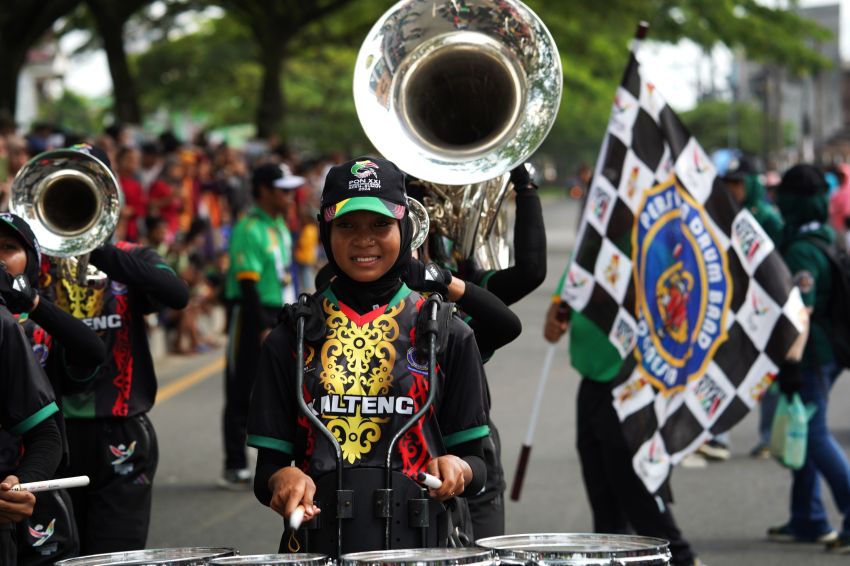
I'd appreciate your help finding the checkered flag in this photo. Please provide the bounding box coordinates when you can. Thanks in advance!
[561,48,807,494]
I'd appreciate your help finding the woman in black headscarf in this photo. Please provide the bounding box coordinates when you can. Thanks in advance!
[248,157,489,555]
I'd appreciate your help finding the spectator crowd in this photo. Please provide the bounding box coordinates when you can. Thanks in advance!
[0,120,338,356]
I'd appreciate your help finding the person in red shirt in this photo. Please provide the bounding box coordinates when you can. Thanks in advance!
[117,147,145,242]
[148,158,184,241]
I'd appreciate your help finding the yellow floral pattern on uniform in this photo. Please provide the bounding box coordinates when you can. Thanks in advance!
[320,298,402,463]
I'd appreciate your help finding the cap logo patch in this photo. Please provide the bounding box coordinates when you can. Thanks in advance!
[349,160,381,191]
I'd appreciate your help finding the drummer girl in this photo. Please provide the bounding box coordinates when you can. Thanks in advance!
[247,157,489,552]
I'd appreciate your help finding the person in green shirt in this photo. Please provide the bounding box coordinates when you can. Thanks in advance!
[221,163,303,488]
[767,164,850,553]
[544,266,701,566]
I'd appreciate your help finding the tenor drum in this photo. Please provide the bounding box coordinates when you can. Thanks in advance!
[340,548,494,566]
[476,533,671,565]
[55,547,237,565]
[210,555,332,566]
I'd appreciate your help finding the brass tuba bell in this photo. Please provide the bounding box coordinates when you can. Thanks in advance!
[354,0,562,270]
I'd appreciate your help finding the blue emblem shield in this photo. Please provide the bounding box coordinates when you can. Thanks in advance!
[632,178,731,392]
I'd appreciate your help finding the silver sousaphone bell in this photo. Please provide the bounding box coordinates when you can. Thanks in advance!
[355,0,562,269]
[11,148,124,286]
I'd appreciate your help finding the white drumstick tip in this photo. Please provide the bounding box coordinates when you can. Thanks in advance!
[11,476,90,493]
[289,505,305,530]
[417,472,443,489]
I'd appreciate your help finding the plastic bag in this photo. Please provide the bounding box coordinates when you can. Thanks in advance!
[769,393,815,470]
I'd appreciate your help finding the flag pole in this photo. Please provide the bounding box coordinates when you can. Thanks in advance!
[510,301,570,501]
[631,21,650,53]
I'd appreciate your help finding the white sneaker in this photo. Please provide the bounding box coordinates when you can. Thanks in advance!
[680,452,708,469]
[218,468,252,490]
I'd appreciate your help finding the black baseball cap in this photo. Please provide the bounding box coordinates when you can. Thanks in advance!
[0,213,41,284]
[722,155,759,183]
[252,163,305,192]
[320,157,407,222]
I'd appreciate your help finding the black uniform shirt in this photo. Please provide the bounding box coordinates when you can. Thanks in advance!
[47,242,188,419]
[0,307,58,437]
[248,285,490,479]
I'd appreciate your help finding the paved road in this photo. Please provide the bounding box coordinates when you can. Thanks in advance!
[146,196,850,564]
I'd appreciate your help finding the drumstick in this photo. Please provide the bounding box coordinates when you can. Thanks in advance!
[11,476,90,493]
[416,472,443,489]
[289,505,306,530]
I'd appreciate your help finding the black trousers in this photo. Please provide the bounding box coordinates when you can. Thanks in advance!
[576,378,695,566]
[223,303,262,471]
[0,523,16,566]
[64,414,158,555]
[467,419,505,540]
[16,488,79,565]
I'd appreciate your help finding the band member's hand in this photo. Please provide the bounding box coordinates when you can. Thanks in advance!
[0,269,38,314]
[0,476,35,523]
[509,164,536,191]
[425,455,471,501]
[268,466,321,522]
[404,258,453,297]
[543,301,569,343]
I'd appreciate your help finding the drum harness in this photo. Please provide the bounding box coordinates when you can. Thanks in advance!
[292,292,454,558]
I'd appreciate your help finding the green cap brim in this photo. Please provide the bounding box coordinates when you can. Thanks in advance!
[323,196,406,222]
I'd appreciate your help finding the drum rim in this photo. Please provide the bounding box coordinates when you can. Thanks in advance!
[340,547,495,566]
[475,533,671,560]
[210,554,331,565]
[54,547,237,565]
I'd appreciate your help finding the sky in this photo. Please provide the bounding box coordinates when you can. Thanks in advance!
[60,0,849,112]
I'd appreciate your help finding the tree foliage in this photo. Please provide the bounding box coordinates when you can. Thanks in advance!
[680,100,778,156]
[37,89,106,134]
[526,0,831,172]
[38,0,835,168]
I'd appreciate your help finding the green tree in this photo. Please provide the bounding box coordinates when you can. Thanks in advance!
[679,100,790,156]
[133,16,259,125]
[0,0,82,119]
[214,0,368,138]
[83,0,152,124]
[37,89,106,134]
[526,0,830,174]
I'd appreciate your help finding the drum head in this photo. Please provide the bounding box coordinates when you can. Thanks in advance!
[340,547,494,566]
[210,555,331,566]
[55,547,237,565]
[476,533,671,565]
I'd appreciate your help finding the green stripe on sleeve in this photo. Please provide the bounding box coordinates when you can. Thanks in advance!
[443,424,491,448]
[247,434,294,455]
[478,271,496,289]
[156,263,177,275]
[9,402,59,436]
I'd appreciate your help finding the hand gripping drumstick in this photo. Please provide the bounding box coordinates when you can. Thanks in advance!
[289,505,306,531]
[11,476,90,493]
[416,472,443,489]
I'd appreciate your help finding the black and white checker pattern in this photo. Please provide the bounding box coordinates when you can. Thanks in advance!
[561,54,806,494]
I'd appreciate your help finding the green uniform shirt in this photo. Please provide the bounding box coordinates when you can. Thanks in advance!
[554,264,622,382]
[225,206,295,307]
[781,224,835,368]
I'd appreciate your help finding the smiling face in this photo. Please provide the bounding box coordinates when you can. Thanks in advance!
[0,231,27,276]
[330,210,401,282]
